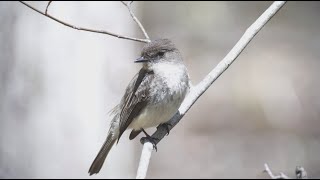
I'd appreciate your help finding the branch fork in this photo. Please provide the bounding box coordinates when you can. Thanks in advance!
[19,1,150,43]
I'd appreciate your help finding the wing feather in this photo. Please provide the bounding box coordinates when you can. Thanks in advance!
[117,68,154,142]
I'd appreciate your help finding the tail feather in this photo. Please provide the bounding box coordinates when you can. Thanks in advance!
[89,133,116,175]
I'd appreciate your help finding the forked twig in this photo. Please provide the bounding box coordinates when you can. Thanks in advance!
[45,1,52,15]
[19,1,150,43]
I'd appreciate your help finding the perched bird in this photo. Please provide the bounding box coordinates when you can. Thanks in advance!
[88,39,190,175]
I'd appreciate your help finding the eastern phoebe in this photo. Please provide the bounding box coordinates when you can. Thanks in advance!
[88,39,190,175]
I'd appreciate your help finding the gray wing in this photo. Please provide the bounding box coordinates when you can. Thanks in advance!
[117,68,154,142]
[129,129,142,140]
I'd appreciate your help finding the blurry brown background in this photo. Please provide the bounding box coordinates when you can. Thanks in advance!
[1,1,320,179]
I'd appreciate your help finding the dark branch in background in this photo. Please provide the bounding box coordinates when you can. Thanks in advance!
[19,1,151,43]
[264,163,308,179]
[45,1,52,15]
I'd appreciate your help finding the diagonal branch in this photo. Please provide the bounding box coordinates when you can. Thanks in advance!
[19,1,150,43]
[136,1,287,179]
[121,1,150,40]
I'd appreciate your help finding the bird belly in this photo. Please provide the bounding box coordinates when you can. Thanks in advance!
[128,92,185,131]
[128,63,189,131]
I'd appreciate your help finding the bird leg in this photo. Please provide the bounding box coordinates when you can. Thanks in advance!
[140,129,159,152]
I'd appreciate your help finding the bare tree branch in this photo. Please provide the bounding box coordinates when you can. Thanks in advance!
[136,143,153,179]
[264,163,308,179]
[264,163,290,179]
[135,1,287,178]
[19,1,150,43]
[121,1,150,40]
[45,1,52,15]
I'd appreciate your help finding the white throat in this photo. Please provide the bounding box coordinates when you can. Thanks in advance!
[152,62,187,86]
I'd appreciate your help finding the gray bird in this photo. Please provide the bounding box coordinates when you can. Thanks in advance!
[88,39,190,175]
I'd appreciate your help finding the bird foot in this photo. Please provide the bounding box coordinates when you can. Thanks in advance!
[157,123,173,136]
[140,129,159,151]
[140,137,159,152]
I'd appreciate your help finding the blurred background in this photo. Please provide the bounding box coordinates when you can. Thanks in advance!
[1,1,320,178]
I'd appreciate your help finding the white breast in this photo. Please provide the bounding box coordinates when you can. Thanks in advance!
[129,62,189,130]
[154,62,187,90]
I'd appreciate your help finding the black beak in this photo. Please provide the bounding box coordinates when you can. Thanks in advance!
[135,56,149,63]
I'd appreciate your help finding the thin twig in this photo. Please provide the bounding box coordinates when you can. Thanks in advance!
[19,1,150,43]
[45,1,52,15]
[135,1,287,178]
[264,163,290,179]
[121,1,150,41]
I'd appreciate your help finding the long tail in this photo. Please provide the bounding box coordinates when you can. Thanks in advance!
[88,132,117,175]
